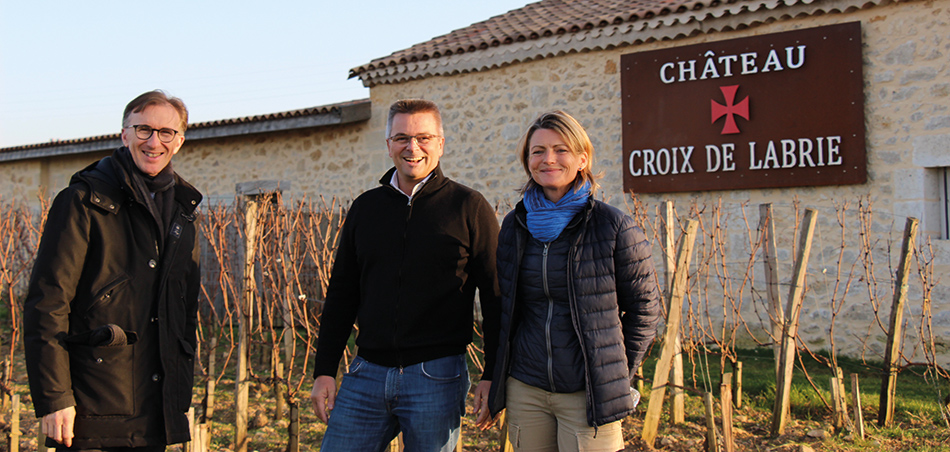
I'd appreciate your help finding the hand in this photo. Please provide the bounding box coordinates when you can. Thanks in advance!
[42,406,76,447]
[472,380,496,430]
[311,375,337,424]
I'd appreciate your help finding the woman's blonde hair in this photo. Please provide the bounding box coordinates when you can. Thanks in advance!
[518,110,601,195]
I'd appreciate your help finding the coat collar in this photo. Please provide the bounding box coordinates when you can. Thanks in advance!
[72,148,202,216]
[173,176,202,216]
[378,165,448,199]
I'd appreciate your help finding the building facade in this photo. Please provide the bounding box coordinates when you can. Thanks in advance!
[2,0,947,365]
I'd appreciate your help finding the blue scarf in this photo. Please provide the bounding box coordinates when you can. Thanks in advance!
[524,181,591,242]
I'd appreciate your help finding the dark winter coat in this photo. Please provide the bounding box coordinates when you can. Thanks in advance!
[488,197,661,427]
[24,148,202,448]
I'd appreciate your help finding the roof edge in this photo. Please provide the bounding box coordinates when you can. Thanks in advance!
[0,99,372,162]
[351,0,893,87]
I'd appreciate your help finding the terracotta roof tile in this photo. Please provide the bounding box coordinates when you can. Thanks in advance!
[350,0,886,86]
[350,0,711,77]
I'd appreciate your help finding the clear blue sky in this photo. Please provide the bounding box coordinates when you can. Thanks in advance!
[0,0,530,148]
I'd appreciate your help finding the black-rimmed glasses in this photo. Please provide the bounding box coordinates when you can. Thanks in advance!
[129,124,180,143]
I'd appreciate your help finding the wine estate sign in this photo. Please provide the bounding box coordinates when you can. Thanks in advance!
[621,22,866,193]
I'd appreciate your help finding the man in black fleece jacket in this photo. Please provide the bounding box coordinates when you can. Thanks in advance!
[310,99,501,452]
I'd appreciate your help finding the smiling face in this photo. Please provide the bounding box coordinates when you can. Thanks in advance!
[387,112,444,193]
[120,103,184,176]
[528,128,588,203]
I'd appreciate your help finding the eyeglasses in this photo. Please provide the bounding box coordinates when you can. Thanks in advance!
[128,124,180,143]
[387,134,441,147]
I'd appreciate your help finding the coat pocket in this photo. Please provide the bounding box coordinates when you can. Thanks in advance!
[69,343,135,416]
[84,274,130,319]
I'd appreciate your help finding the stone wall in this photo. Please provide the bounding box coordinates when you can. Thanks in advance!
[0,159,42,203]
[173,122,375,205]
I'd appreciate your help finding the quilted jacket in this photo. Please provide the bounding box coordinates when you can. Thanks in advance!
[488,197,661,426]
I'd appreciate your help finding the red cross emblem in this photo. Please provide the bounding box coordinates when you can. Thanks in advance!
[711,85,749,135]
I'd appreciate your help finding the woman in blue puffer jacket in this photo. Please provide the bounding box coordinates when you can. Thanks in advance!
[479,110,661,452]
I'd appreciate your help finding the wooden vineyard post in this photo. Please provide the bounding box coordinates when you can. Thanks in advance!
[836,367,850,431]
[703,392,721,452]
[879,217,918,427]
[770,209,818,436]
[194,423,208,452]
[850,373,865,440]
[235,195,260,452]
[720,375,734,452]
[233,181,285,451]
[389,433,404,451]
[641,219,698,447]
[288,402,300,452]
[274,350,285,418]
[831,375,844,432]
[8,394,19,452]
[661,201,685,425]
[759,204,784,376]
[277,270,295,421]
[204,336,217,421]
[277,257,296,421]
[184,406,195,452]
[200,337,216,452]
[733,361,743,409]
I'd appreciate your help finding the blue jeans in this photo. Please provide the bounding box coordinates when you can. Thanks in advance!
[319,354,470,452]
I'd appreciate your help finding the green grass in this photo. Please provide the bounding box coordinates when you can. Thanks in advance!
[632,346,950,451]
[640,346,947,420]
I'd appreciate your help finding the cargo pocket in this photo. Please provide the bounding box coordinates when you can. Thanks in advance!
[70,343,135,416]
[177,338,196,411]
[574,420,624,451]
[507,421,522,449]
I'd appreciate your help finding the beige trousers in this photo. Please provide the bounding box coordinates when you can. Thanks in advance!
[505,378,624,452]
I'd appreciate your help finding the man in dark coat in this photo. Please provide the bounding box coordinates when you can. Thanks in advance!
[24,90,202,451]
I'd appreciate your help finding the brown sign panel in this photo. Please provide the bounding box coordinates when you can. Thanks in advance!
[621,22,866,194]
